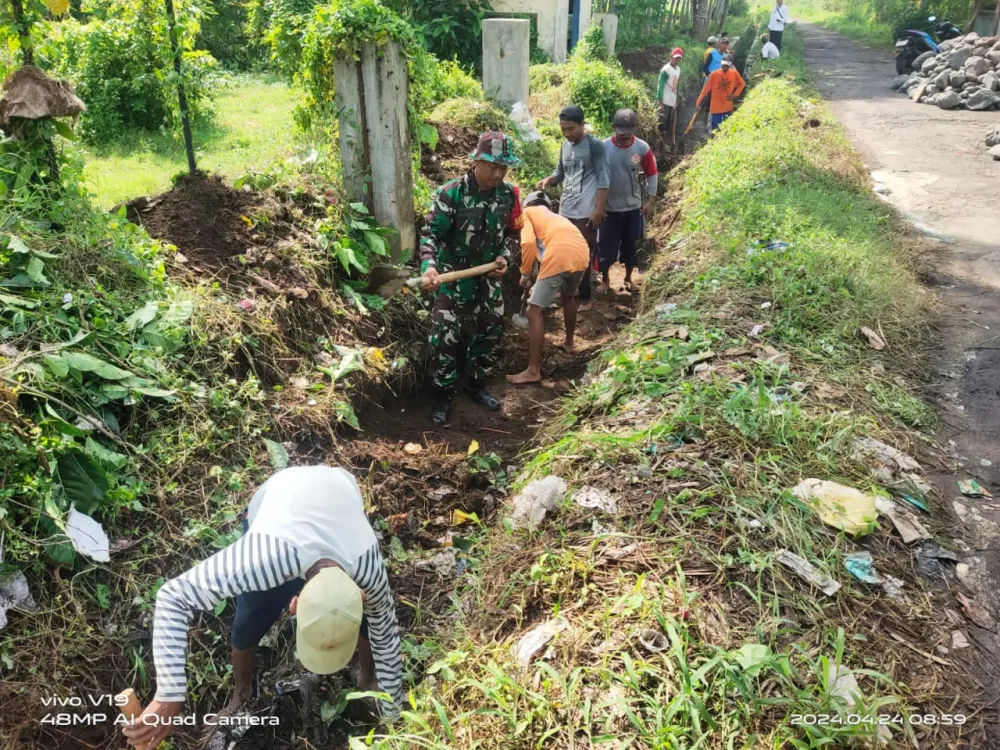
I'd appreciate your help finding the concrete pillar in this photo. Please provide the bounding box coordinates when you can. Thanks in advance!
[333,57,368,206]
[576,0,593,48]
[359,41,414,260]
[552,1,569,63]
[482,18,530,109]
[594,13,618,57]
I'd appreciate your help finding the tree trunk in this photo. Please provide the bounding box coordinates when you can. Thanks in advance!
[692,0,709,38]
[667,0,679,31]
[717,0,729,32]
[9,0,35,65]
[163,0,197,174]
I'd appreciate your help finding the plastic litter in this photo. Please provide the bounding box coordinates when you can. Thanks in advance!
[66,506,110,562]
[573,486,618,514]
[874,497,930,543]
[746,240,790,257]
[654,303,677,317]
[775,549,841,597]
[881,574,906,603]
[860,326,886,350]
[415,548,458,577]
[958,479,991,497]
[915,541,958,579]
[403,442,422,455]
[898,493,929,513]
[510,102,542,142]
[0,569,37,630]
[951,630,970,649]
[843,551,881,584]
[638,628,668,653]
[513,618,567,667]
[510,475,567,529]
[850,438,920,481]
[790,479,878,536]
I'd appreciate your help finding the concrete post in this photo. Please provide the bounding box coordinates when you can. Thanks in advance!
[359,41,415,260]
[482,18,530,109]
[594,13,618,57]
[333,57,369,206]
[552,1,569,63]
[576,0,593,48]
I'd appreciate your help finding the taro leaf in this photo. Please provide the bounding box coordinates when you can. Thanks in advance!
[56,450,108,515]
[335,401,361,430]
[124,301,159,330]
[25,256,48,285]
[264,438,289,470]
[46,537,77,566]
[364,231,387,256]
[43,355,70,378]
[732,643,772,677]
[158,300,194,328]
[85,437,127,469]
[62,352,134,381]
[96,583,110,610]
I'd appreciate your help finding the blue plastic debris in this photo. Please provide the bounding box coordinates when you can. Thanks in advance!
[844,552,881,585]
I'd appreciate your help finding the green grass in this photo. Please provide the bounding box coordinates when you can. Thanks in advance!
[80,74,300,208]
[790,2,893,48]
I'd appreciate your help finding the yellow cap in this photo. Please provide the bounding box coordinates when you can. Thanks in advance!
[295,567,363,674]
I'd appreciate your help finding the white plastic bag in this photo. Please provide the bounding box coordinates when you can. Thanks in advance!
[510,101,542,142]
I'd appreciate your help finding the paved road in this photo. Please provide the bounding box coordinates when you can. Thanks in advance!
[800,22,1000,742]
[798,22,1000,285]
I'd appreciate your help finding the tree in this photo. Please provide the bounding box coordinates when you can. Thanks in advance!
[2,0,70,65]
[692,0,708,38]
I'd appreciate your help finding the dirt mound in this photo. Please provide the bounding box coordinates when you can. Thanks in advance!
[124,173,259,269]
[420,120,478,185]
[618,46,671,75]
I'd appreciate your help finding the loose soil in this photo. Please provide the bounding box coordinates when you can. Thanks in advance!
[801,20,1000,745]
[419,121,480,185]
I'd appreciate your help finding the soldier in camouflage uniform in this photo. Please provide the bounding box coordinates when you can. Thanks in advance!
[420,131,523,426]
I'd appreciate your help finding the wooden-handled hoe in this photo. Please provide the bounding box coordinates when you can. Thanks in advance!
[366,260,503,297]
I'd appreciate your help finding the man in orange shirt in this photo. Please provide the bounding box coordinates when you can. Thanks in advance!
[507,191,590,385]
[696,53,746,133]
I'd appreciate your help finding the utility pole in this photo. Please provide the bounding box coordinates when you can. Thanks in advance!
[163,0,197,174]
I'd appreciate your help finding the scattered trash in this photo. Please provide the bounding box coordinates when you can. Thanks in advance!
[573,486,619,514]
[874,497,930,544]
[951,630,971,650]
[237,298,255,311]
[591,519,613,535]
[427,486,457,501]
[654,303,677,317]
[0,569,37,630]
[775,549,841,597]
[790,479,878,536]
[509,101,542,142]
[403,442,423,455]
[914,541,959,579]
[844,551,881,584]
[956,591,997,630]
[760,301,772,309]
[109,537,139,555]
[638,628,669,653]
[451,509,478,526]
[860,326,886,350]
[881,575,906,603]
[510,475,567,530]
[415,548,459,578]
[746,240,790,257]
[467,440,480,456]
[826,664,891,743]
[901,472,933,498]
[898,493,929,513]
[981,459,992,468]
[750,323,766,337]
[958,479,991,497]
[850,438,921,484]
[663,326,689,340]
[65,506,110,562]
[513,618,567,667]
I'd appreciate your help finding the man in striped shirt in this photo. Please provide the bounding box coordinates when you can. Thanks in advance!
[123,466,403,749]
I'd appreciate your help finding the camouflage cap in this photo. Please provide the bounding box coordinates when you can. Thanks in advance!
[470,131,522,167]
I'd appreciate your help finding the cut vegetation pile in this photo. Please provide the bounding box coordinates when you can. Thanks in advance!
[359,72,987,749]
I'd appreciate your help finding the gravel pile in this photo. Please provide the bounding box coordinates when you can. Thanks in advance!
[890,32,1000,111]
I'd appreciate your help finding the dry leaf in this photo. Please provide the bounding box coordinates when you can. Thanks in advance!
[387,513,408,535]
[467,440,479,456]
[860,326,886,350]
[814,382,847,399]
[451,509,477,526]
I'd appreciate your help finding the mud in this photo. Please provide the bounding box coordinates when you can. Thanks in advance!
[419,121,480,185]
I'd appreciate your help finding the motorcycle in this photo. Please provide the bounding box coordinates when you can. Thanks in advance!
[894,16,963,75]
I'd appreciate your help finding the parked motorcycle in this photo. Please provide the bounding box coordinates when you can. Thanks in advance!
[894,16,963,75]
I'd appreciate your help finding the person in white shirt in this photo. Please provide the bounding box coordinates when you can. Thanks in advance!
[656,48,684,138]
[760,33,781,59]
[122,466,403,749]
[769,0,789,50]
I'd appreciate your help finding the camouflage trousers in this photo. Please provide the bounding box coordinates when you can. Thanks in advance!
[428,279,504,392]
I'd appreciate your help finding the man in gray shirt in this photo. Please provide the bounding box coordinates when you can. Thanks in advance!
[537,105,609,311]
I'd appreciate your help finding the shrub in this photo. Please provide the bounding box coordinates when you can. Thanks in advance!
[390,0,490,72]
[412,58,483,114]
[43,12,219,143]
[247,0,322,76]
[575,22,609,62]
[429,97,512,132]
[566,46,652,133]
[528,63,567,93]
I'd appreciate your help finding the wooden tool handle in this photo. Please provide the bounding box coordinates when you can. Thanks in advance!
[407,261,501,288]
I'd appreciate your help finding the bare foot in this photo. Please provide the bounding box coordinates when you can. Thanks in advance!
[595,283,609,294]
[217,688,251,718]
[625,281,640,293]
[506,369,542,385]
[578,300,593,311]
[559,340,576,353]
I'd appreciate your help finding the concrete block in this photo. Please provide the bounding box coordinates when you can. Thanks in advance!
[333,56,369,205]
[483,18,530,109]
[594,13,618,57]
[489,0,568,63]
[360,41,415,259]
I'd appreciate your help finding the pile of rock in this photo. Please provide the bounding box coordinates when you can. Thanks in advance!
[890,32,1000,111]
[988,124,1000,159]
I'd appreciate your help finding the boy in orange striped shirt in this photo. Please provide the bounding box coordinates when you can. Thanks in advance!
[507,191,590,385]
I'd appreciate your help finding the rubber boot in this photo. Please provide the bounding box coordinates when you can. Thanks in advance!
[430,393,453,426]
[464,380,501,411]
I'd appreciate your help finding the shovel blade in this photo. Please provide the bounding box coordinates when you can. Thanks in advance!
[365,265,411,296]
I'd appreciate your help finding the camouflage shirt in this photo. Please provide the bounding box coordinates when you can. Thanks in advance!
[419,170,522,277]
